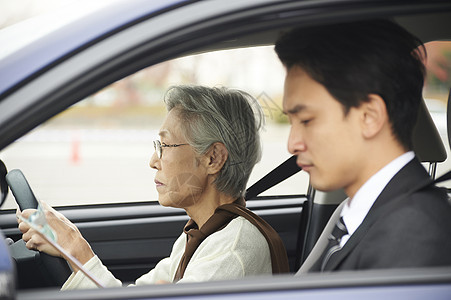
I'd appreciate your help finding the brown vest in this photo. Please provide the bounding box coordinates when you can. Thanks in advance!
[173,199,289,281]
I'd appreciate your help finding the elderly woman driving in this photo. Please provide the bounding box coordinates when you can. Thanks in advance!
[17,85,289,289]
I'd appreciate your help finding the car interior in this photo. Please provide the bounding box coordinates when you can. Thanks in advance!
[0,1,450,298]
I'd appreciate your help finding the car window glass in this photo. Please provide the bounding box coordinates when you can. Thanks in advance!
[423,41,451,186]
[0,46,308,209]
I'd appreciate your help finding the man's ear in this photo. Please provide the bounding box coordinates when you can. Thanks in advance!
[205,142,229,175]
[360,94,388,139]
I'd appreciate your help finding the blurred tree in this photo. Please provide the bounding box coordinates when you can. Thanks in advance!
[425,42,451,96]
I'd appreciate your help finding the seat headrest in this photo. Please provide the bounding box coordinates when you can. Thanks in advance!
[412,97,447,163]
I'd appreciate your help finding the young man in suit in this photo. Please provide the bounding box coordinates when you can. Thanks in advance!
[275,20,451,272]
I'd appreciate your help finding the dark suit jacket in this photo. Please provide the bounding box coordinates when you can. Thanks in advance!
[310,158,451,272]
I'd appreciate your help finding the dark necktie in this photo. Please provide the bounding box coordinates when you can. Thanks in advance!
[320,216,348,271]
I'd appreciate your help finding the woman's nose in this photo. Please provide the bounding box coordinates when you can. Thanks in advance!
[149,151,159,170]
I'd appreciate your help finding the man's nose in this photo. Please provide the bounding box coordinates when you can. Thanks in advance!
[287,126,306,154]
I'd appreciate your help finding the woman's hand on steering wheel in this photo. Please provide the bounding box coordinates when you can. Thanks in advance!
[17,201,95,272]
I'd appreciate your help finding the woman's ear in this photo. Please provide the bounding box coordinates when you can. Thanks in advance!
[360,94,388,139]
[205,142,229,175]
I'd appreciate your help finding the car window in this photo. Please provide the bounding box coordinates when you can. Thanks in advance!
[423,41,451,184]
[0,46,309,209]
[1,41,450,210]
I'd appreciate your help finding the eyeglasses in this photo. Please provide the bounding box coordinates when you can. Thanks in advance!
[153,140,189,159]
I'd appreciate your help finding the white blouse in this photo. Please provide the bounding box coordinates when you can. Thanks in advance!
[62,216,272,290]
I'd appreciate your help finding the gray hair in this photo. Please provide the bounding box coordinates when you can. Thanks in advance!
[164,85,264,199]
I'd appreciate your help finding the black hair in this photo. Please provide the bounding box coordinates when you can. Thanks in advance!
[275,20,426,150]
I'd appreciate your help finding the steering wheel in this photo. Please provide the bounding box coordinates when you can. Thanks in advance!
[6,169,72,289]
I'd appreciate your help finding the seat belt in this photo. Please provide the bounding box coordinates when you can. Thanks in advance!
[245,155,301,200]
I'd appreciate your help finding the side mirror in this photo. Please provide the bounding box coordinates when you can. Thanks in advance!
[0,160,8,207]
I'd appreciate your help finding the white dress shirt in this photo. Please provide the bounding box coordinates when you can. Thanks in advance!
[339,151,415,247]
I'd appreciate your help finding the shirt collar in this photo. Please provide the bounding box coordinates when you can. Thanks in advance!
[340,151,415,237]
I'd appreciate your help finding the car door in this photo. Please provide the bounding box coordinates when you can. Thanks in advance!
[0,1,316,287]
